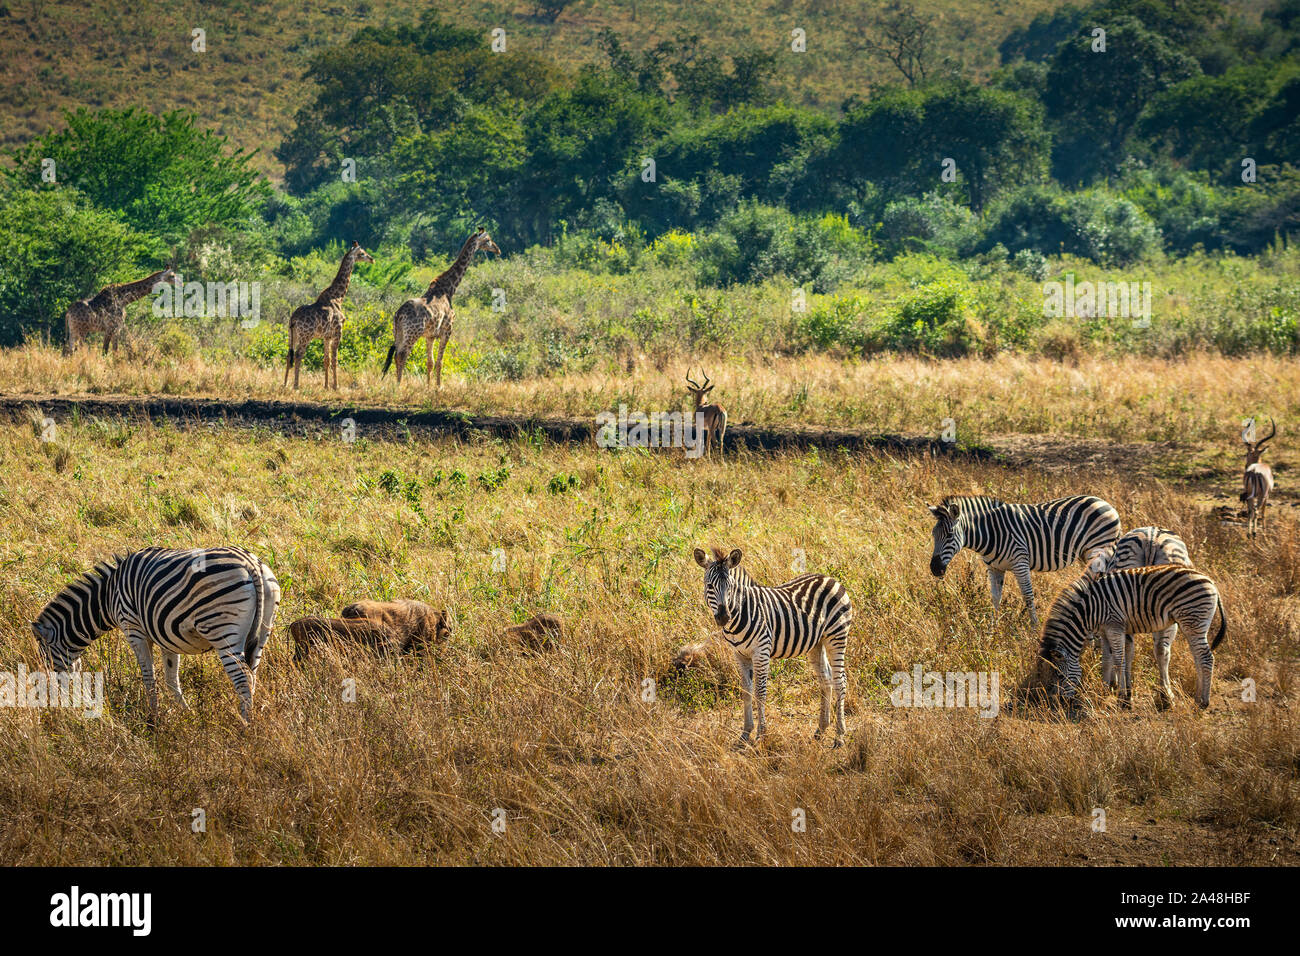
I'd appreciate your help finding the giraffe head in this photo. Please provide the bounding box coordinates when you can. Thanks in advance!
[347,240,376,264]
[1243,417,1276,466]
[472,227,501,256]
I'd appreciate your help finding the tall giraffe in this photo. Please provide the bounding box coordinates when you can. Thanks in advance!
[283,240,374,390]
[63,267,176,355]
[383,228,500,388]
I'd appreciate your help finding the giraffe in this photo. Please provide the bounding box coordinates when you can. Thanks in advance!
[383,228,500,388]
[63,267,177,355]
[283,240,374,390]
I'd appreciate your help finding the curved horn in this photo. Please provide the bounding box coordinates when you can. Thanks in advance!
[700,369,712,388]
[1258,417,1277,448]
[685,368,701,389]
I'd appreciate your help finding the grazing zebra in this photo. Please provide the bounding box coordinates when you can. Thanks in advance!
[928,494,1121,626]
[693,547,853,746]
[1083,526,1193,692]
[1241,418,1276,538]
[30,547,280,721]
[1038,565,1225,710]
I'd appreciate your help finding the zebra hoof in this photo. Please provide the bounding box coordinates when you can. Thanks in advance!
[831,737,844,750]
[1155,694,1173,712]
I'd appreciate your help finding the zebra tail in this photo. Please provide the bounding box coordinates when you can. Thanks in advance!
[1211,596,1227,650]
[243,560,266,666]
[382,345,395,377]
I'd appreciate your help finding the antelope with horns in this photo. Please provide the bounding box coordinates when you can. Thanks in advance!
[685,369,728,458]
[1241,418,1277,538]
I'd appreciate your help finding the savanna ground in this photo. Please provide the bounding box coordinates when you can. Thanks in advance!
[0,349,1297,865]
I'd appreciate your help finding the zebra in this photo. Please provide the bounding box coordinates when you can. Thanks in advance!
[1038,565,1226,710]
[30,546,280,722]
[693,546,853,747]
[1241,418,1276,538]
[928,494,1121,626]
[1082,526,1193,692]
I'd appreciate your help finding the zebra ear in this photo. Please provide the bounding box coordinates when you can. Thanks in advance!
[727,548,743,568]
[928,505,946,519]
[693,548,708,568]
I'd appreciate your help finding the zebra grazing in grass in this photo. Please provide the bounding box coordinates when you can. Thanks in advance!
[1083,526,1193,692]
[31,547,280,722]
[1038,565,1225,711]
[693,546,852,747]
[1241,418,1276,539]
[928,494,1121,626]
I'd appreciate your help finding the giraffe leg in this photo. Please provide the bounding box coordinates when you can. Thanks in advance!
[293,337,304,390]
[395,348,408,384]
[102,329,113,356]
[283,327,293,387]
[434,325,451,390]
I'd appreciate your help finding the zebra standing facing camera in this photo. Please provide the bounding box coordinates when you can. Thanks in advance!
[1038,565,1226,710]
[928,494,1121,626]
[693,547,853,747]
[31,546,280,722]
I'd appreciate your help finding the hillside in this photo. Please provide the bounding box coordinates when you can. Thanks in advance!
[0,0,1074,180]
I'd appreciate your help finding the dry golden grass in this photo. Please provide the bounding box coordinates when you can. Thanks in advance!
[5,344,1300,449]
[0,406,1296,865]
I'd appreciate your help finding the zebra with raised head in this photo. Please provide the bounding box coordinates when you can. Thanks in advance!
[693,546,853,747]
[928,494,1121,626]
[31,547,280,722]
[1083,526,1193,692]
[1038,565,1225,710]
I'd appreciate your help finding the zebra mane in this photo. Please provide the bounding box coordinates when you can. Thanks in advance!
[709,546,729,563]
[940,494,996,509]
[68,553,125,592]
[1039,575,1091,653]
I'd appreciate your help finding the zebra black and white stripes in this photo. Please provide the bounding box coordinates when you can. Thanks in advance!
[1039,565,1226,709]
[928,494,1121,626]
[31,546,281,721]
[1084,526,1193,691]
[694,547,852,746]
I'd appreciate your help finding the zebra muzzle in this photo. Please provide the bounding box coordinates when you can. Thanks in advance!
[930,556,947,577]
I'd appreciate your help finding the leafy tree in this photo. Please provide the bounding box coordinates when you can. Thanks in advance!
[519,68,671,245]
[392,107,530,250]
[999,4,1089,62]
[7,108,269,244]
[822,82,1049,214]
[624,104,834,233]
[0,187,156,346]
[1045,17,1201,183]
[1136,65,1279,173]
[277,16,561,194]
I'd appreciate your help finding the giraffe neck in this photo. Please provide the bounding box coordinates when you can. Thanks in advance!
[318,253,357,304]
[424,236,478,303]
[99,270,168,308]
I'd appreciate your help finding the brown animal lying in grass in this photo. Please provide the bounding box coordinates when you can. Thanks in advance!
[342,599,445,643]
[290,600,450,661]
[502,613,564,653]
